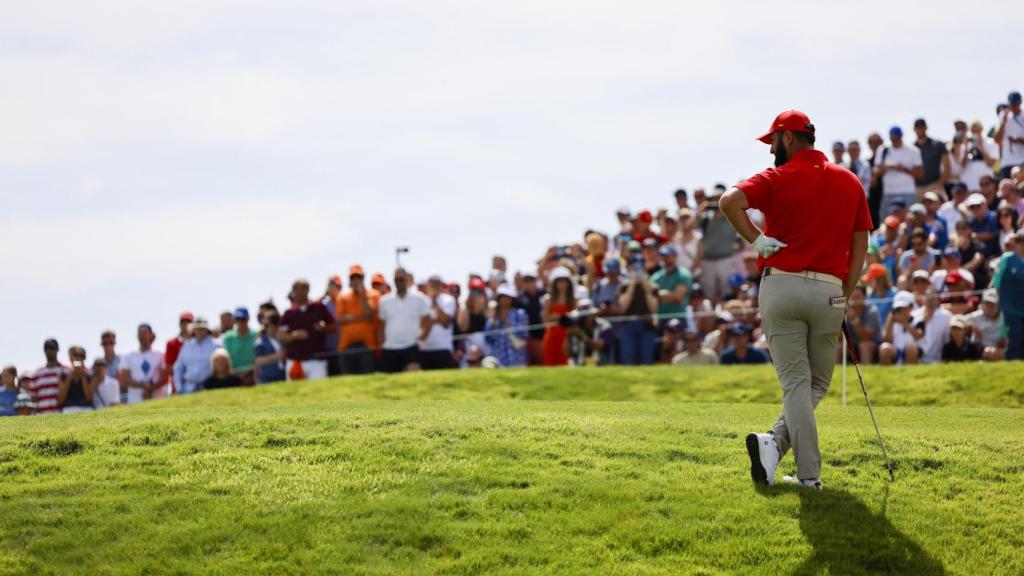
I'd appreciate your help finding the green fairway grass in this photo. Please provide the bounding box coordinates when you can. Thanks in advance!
[1,365,1022,575]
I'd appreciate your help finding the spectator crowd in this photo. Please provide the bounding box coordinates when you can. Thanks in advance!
[3,90,1024,416]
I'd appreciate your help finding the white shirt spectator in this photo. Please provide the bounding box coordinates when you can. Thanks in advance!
[93,374,121,409]
[880,145,923,194]
[959,137,998,191]
[379,291,430,350]
[936,199,964,232]
[891,320,916,350]
[420,292,458,352]
[911,306,952,364]
[121,350,166,404]
[1001,111,1024,168]
[966,309,1004,348]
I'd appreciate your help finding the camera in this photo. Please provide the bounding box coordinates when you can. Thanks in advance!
[72,360,85,369]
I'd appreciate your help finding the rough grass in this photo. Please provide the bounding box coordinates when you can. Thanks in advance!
[0,364,1022,575]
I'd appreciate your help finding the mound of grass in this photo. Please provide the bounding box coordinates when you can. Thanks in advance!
[0,365,1021,575]
[149,362,1024,409]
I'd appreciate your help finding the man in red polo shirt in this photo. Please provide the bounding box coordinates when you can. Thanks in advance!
[720,110,871,490]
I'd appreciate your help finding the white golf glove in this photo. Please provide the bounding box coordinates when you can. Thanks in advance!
[752,234,788,258]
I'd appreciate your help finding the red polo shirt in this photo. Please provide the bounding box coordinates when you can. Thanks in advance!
[736,149,872,280]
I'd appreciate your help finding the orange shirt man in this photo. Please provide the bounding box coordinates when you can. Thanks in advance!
[335,265,381,374]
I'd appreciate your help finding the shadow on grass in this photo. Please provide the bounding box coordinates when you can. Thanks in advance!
[756,484,945,575]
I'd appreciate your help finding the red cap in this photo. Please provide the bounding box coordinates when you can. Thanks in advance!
[179,312,194,322]
[945,269,964,285]
[860,263,888,283]
[757,110,815,144]
[469,278,487,291]
[637,210,653,223]
[884,215,901,229]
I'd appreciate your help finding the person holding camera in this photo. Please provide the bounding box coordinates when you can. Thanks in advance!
[699,186,739,303]
[954,120,998,192]
[563,299,612,367]
[617,260,659,365]
[485,285,529,367]
[879,291,923,365]
[59,346,96,413]
[995,91,1024,179]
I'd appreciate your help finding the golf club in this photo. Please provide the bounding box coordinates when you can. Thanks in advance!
[842,319,896,481]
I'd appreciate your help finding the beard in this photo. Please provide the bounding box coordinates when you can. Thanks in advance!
[774,140,789,167]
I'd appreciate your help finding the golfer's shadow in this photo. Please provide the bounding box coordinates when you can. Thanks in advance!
[756,484,945,576]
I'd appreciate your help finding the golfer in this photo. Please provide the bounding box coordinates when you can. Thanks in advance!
[719,110,871,490]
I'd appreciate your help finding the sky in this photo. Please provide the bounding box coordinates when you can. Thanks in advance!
[1,0,1018,370]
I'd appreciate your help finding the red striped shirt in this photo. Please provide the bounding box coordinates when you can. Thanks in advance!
[30,365,68,414]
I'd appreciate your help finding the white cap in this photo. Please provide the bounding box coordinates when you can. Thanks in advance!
[892,290,915,309]
[549,266,572,282]
[495,284,517,299]
[964,193,986,207]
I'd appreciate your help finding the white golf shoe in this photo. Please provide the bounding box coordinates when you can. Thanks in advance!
[745,432,780,486]
[782,476,823,490]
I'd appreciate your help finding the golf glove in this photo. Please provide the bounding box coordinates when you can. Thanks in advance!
[752,234,788,258]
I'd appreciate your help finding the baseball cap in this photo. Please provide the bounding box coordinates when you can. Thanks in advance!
[726,323,750,336]
[43,338,59,350]
[983,289,999,304]
[950,315,969,330]
[909,203,927,215]
[665,318,683,332]
[943,247,961,260]
[923,191,941,203]
[637,210,653,223]
[616,206,631,216]
[192,317,210,331]
[603,259,621,274]
[861,263,889,283]
[92,358,107,368]
[495,284,517,299]
[950,182,968,193]
[756,110,815,144]
[965,193,987,207]
[890,201,908,212]
[690,282,704,294]
[958,268,975,287]
[912,269,931,282]
[944,269,964,285]
[575,299,597,316]
[549,266,572,282]
[233,307,249,320]
[521,269,538,280]
[832,140,845,150]
[179,312,195,322]
[627,240,642,251]
[468,278,487,291]
[884,215,901,229]
[889,126,903,137]
[659,245,678,257]
[892,291,915,309]
[348,264,365,277]
[1010,91,1022,105]
[728,273,747,289]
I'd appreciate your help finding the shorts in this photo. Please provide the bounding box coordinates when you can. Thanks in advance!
[381,346,419,373]
[419,349,455,370]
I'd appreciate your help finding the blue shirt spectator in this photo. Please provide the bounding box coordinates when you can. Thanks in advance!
[254,331,287,384]
[486,286,529,367]
[173,318,221,394]
[719,325,769,365]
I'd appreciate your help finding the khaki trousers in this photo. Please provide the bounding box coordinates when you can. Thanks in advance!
[759,273,845,480]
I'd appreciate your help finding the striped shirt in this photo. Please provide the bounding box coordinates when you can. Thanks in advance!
[30,365,68,414]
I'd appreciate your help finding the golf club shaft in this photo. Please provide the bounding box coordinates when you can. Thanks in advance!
[842,320,896,481]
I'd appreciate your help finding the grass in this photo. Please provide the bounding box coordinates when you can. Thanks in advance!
[0,364,1021,575]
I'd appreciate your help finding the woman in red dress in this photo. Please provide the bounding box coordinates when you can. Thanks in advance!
[541,267,576,366]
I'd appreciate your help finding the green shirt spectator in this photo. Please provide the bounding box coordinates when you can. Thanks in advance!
[221,307,257,372]
[651,246,693,318]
